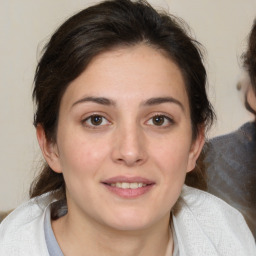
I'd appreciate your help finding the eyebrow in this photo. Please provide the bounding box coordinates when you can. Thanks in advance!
[72,96,116,108]
[142,97,184,111]
[71,96,184,111]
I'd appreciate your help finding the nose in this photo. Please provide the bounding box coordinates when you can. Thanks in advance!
[111,124,147,167]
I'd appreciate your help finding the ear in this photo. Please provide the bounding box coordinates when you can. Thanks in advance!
[186,126,205,173]
[36,124,62,173]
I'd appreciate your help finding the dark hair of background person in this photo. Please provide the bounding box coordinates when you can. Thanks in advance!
[30,0,215,214]
[243,19,256,116]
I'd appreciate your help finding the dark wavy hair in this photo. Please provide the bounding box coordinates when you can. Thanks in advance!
[244,19,256,93]
[243,19,256,115]
[30,0,215,207]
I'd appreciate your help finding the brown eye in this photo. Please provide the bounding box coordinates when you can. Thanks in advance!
[90,115,103,126]
[152,116,165,126]
[83,115,110,128]
[146,114,174,127]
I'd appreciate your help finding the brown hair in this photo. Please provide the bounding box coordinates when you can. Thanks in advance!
[30,0,215,203]
[243,19,256,116]
[244,19,256,94]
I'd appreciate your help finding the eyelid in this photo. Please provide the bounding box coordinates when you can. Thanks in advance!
[81,113,112,128]
[145,113,175,127]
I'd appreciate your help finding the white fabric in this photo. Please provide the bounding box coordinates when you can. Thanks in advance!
[171,186,256,255]
[0,185,255,256]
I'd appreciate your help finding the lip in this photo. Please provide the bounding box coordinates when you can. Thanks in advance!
[101,176,155,199]
[102,176,154,184]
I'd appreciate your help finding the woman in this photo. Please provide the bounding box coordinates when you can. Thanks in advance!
[205,20,256,239]
[0,0,255,255]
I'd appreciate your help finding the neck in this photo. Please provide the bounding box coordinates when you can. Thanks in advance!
[52,210,172,256]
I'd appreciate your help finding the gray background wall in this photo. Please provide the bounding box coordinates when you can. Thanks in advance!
[1,0,255,211]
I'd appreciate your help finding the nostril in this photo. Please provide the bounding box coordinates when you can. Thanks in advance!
[115,156,144,166]
[111,137,147,166]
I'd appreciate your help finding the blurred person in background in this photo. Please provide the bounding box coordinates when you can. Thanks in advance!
[205,19,256,239]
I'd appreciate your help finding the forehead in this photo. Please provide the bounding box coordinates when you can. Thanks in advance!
[60,44,189,112]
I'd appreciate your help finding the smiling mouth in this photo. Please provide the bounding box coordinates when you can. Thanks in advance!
[102,179,155,198]
[102,176,155,198]
[109,182,147,189]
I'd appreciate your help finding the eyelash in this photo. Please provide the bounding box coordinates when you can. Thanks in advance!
[146,114,175,128]
[82,114,111,129]
[81,113,175,129]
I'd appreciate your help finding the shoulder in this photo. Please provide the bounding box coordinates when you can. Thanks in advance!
[178,185,244,221]
[172,186,256,256]
[205,129,239,155]
[204,122,256,179]
[206,122,256,154]
[0,193,54,255]
[204,122,256,185]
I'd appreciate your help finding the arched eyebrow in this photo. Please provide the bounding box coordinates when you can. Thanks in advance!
[71,96,184,111]
[142,97,184,111]
[72,96,116,108]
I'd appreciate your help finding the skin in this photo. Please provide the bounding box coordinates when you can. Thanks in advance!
[247,84,256,114]
[37,44,204,256]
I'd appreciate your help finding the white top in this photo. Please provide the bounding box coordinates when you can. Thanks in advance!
[0,185,255,255]
[43,205,178,256]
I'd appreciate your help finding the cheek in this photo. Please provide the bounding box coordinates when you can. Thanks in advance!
[57,132,110,175]
[57,135,111,201]
[147,140,190,217]
[150,136,191,173]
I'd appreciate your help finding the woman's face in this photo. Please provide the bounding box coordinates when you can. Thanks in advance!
[247,84,256,113]
[40,44,204,231]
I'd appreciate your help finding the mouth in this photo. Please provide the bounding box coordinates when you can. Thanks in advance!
[109,182,147,189]
[101,176,155,198]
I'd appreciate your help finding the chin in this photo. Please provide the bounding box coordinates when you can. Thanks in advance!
[110,220,152,232]
[104,210,159,231]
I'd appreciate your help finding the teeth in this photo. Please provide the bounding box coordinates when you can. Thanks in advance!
[110,182,146,189]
